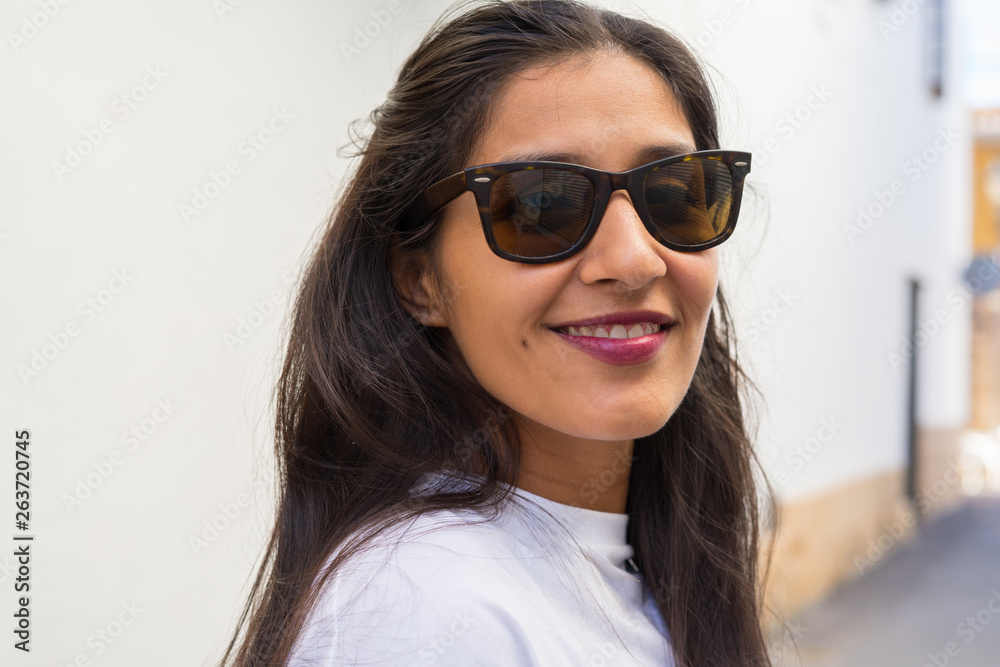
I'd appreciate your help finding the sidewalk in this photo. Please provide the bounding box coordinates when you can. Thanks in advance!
[767,494,1000,667]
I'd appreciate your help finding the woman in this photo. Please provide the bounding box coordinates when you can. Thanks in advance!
[220,1,779,665]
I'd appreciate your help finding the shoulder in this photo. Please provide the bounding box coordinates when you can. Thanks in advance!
[288,507,553,666]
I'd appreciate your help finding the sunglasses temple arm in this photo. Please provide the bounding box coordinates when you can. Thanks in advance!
[414,172,468,222]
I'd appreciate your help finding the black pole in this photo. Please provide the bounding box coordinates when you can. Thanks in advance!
[906,278,921,525]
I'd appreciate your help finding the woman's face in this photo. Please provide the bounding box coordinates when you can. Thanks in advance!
[402,50,718,446]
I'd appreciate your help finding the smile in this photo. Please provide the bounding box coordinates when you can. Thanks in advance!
[550,323,670,366]
[554,322,662,339]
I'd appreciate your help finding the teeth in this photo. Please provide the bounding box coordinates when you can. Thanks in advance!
[609,324,628,339]
[560,322,660,339]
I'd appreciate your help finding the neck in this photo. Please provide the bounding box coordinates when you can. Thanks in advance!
[513,421,634,513]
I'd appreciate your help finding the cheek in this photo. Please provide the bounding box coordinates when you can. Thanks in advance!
[673,250,719,321]
[437,264,572,416]
[447,264,555,361]
[435,208,553,372]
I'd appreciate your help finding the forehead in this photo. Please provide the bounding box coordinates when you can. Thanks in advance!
[469,50,697,169]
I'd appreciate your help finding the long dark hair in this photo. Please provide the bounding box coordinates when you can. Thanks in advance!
[219,1,780,665]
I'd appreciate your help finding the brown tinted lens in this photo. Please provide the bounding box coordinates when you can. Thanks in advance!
[489,168,593,258]
[643,158,733,246]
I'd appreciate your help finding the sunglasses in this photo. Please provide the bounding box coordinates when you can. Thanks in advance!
[411,149,751,264]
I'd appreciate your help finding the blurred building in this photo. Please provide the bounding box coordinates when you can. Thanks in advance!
[961,109,1000,499]
[970,108,1000,432]
[664,0,982,628]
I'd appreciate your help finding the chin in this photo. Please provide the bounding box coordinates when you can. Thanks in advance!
[568,415,671,442]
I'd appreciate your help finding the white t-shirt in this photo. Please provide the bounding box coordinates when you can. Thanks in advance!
[288,470,675,666]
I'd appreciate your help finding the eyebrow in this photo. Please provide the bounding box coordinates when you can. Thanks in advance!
[494,141,698,167]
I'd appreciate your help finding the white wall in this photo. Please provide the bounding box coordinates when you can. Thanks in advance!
[0,0,973,664]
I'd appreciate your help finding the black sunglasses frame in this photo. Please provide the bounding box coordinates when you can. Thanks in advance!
[411,149,752,264]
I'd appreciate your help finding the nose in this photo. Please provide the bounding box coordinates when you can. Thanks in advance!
[575,189,668,289]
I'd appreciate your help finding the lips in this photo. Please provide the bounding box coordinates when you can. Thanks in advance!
[551,325,668,366]
[546,309,674,364]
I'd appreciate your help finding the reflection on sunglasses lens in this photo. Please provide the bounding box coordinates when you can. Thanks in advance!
[491,169,593,257]
[644,158,733,245]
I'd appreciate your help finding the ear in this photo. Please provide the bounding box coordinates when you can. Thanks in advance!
[389,242,449,328]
